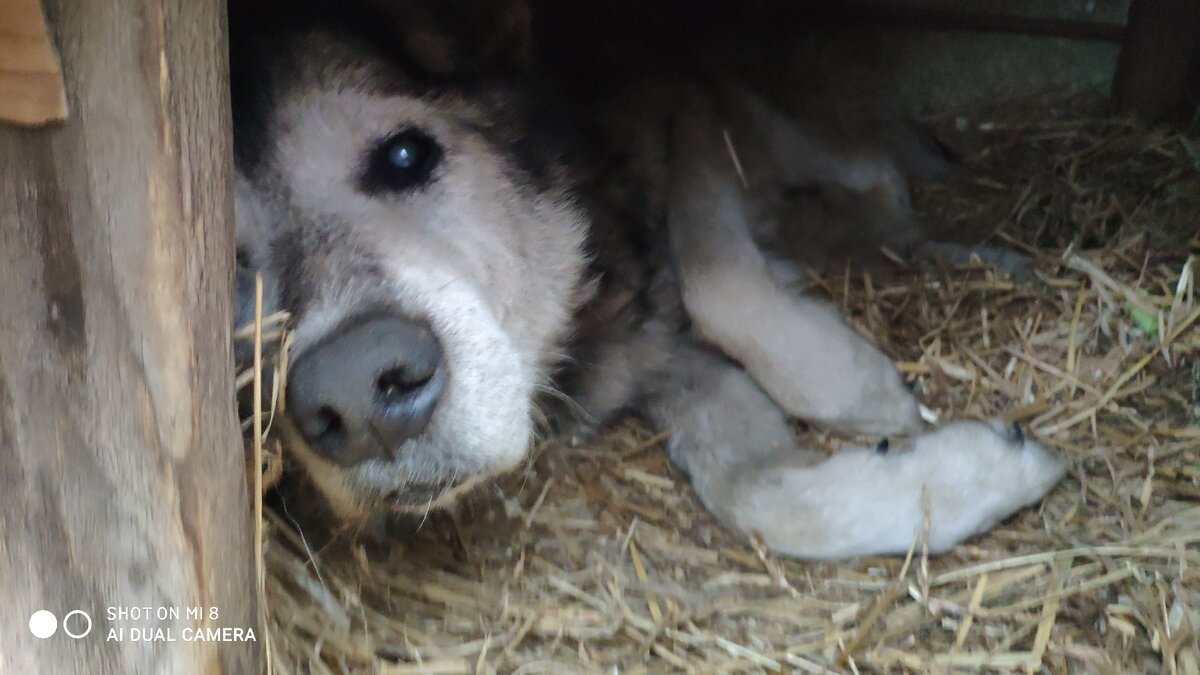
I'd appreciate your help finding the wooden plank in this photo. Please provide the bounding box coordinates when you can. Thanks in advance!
[0,0,68,125]
[0,0,260,672]
[1114,0,1200,118]
[541,1,1127,43]
[1189,35,1200,109]
[818,3,1125,43]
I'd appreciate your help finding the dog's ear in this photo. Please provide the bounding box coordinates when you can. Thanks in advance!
[368,0,533,79]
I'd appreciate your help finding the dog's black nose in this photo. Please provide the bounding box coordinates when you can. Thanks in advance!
[287,314,445,467]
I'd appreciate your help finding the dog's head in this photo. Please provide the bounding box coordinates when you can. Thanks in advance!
[230,0,589,518]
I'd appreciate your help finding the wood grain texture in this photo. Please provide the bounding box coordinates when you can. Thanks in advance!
[0,0,259,672]
[0,0,68,125]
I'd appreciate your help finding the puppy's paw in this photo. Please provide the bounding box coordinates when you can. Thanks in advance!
[878,419,1066,552]
[729,418,1066,560]
[806,343,922,437]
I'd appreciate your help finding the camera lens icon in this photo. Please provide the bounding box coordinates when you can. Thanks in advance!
[28,609,92,639]
[63,610,93,639]
[29,610,57,639]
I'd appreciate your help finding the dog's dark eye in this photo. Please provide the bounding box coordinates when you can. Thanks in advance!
[360,129,442,194]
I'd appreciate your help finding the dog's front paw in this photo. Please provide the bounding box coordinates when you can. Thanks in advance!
[718,418,1065,560]
[805,342,922,437]
[883,419,1066,552]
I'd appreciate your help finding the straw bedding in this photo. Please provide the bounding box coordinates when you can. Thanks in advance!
[246,98,1199,674]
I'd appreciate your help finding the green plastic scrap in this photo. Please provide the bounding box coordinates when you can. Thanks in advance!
[1126,303,1160,340]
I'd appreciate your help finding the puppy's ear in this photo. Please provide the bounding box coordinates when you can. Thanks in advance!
[368,0,533,78]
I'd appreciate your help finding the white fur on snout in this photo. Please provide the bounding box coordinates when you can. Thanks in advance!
[730,419,1067,560]
[283,263,537,508]
[257,88,587,511]
[353,270,532,488]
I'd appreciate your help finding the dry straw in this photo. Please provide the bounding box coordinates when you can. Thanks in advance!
[240,101,1199,674]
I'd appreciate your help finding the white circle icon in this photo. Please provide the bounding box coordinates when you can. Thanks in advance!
[29,610,57,639]
[63,610,92,639]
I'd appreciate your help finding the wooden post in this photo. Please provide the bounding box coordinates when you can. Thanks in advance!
[1114,0,1200,118]
[0,0,260,673]
[0,0,68,126]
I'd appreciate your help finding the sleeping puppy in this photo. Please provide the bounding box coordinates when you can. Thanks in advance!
[230,0,1064,559]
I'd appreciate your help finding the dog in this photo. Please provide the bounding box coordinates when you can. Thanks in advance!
[230,0,1066,560]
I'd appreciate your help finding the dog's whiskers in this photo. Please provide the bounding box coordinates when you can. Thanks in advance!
[532,382,588,421]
